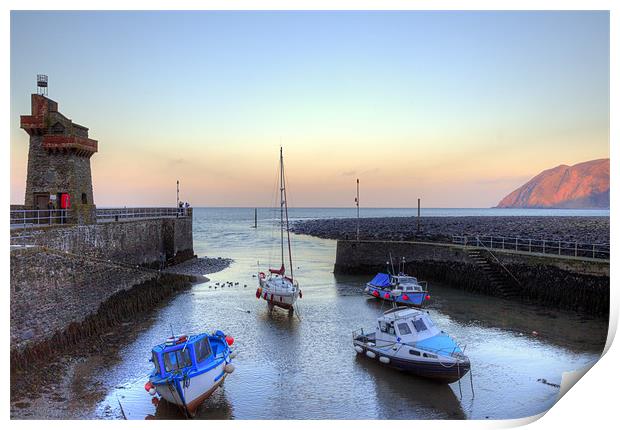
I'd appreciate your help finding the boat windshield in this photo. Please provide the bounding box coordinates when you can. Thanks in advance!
[163,348,192,372]
[412,318,428,332]
[194,337,213,363]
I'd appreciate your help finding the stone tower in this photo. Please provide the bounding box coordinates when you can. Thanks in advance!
[20,90,98,224]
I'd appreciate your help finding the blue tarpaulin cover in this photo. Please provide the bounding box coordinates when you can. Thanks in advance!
[415,334,463,356]
[369,273,391,287]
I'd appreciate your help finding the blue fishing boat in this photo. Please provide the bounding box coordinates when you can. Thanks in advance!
[145,331,236,416]
[365,270,430,306]
[353,306,470,383]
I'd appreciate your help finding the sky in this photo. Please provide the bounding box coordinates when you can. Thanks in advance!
[10,11,610,208]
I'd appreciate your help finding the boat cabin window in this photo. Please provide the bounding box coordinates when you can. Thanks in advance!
[409,349,421,356]
[163,348,192,372]
[412,318,428,332]
[152,352,161,374]
[194,337,212,363]
[397,322,412,335]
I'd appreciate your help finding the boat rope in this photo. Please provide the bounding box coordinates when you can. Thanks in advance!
[116,396,127,420]
[457,363,463,398]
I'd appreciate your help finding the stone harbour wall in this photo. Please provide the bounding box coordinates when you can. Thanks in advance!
[11,217,194,268]
[334,240,609,316]
[10,246,195,368]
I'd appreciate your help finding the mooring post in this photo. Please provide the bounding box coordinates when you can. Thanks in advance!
[417,198,420,233]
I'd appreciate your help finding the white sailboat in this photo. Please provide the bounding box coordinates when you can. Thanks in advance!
[255,147,302,315]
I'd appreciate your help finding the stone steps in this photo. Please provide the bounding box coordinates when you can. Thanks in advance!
[467,249,520,298]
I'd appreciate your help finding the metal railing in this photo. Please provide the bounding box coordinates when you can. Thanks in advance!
[96,207,191,222]
[452,234,609,260]
[10,209,72,229]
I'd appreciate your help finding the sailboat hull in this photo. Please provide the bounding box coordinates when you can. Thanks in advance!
[258,278,299,310]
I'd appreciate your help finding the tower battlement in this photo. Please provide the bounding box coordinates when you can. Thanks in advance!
[20,94,98,157]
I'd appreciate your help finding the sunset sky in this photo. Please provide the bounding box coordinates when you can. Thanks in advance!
[10,11,609,208]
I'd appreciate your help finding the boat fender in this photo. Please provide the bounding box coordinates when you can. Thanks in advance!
[229,351,238,359]
[225,335,235,346]
[379,356,390,364]
[144,381,157,396]
[402,294,409,301]
[224,364,235,374]
[366,350,376,359]
[364,286,369,293]
[299,290,303,299]
[425,295,431,300]
[384,293,390,299]
[354,346,364,354]
[256,287,262,299]
[372,290,379,297]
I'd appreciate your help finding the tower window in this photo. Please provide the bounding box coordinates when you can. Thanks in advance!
[81,193,87,204]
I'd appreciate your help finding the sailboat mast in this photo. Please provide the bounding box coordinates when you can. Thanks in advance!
[280,147,285,268]
[282,149,294,281]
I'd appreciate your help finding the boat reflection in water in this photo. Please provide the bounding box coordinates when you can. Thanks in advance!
[354,354,466,419]
[146,388,234,420]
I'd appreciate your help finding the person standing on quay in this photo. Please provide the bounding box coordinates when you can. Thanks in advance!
[47,199,54,224]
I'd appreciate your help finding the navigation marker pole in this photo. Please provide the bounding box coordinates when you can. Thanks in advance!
[356,178,360,241]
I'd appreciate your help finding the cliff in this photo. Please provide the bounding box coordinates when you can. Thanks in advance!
[496,159,610,209]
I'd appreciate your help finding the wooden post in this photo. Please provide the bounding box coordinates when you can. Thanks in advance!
[254,208,258,228]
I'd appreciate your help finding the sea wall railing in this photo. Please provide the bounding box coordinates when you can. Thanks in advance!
[10,209,72,229]
[95,207,192,222]
[452,234,609,260]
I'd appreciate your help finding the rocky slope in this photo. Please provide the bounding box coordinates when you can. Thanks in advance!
[497,159,609,209]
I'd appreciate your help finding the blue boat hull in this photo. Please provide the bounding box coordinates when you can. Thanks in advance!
[366,285,427,306]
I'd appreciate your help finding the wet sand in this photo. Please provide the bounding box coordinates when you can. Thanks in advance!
[291,216,610,244]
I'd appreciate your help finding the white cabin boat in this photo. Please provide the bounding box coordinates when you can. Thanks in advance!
[353,307,470,383]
